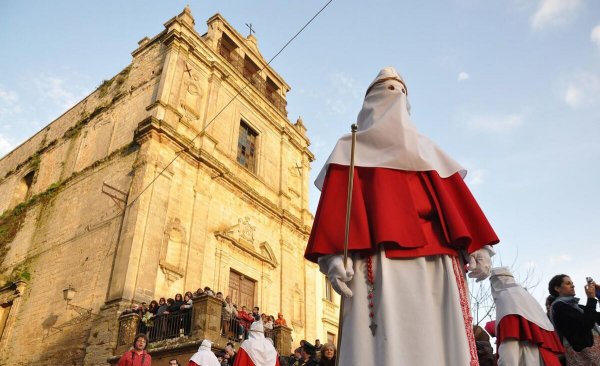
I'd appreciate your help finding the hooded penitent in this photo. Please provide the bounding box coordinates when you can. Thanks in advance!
[490,267,564,366]
[239,321,278,366]
[189,339,220,366]
[304,67,499,366]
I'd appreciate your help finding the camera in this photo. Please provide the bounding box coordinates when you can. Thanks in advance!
[586,277,600,298]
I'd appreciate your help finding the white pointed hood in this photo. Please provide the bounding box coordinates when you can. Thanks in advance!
[315,67,465,190]
[240,321,278,366]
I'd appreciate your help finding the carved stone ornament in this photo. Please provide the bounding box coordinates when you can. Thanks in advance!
[214,217,278,268]
[159,218,188,282]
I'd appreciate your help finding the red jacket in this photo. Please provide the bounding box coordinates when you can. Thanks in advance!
[237,310,254,329]
[117,350,152,366]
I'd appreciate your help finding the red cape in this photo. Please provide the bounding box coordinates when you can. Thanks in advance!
[233,348,281,366]
[306,165,499,261]
[497,314,565,366]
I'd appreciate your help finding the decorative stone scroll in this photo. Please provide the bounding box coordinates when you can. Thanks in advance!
[159,218,188,282]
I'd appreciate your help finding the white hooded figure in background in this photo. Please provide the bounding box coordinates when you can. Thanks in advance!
[490,267,564,366]
[305,67,500,365]
[234,321,280,366]
[189,339,220,366]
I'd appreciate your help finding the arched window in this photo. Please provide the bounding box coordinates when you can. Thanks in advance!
[11,171,35,206]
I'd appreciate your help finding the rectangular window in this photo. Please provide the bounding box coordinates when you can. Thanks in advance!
[325,278,333,302]
[243,56,259,80]
[327,331,336,344]
[237,121,258,173]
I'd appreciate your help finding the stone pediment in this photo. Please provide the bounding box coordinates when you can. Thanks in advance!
[215,217,277,268]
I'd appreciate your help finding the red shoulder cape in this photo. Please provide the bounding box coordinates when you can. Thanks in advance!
[305,165,499,262]
[233,348,281,366]
[497,314,565,366]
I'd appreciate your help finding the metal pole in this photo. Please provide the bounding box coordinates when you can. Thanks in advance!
[335,123,358,366]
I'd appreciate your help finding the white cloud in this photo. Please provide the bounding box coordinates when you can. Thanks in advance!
[531,0,582,31]
[325,72,362,115]
[591,25,600,48]
[467,113,524,133]
[0,85,21,120]
[466,168,486,186]
[458,72,470,82]
[564,84,584,108]
[563,72,600,109]
[34,75,88,111]
[550,254,572,264]
[0,87,18,105]
[0,133,15,157]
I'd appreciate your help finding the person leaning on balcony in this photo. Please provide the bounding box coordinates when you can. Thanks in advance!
[237,306,255,340]
[274,312,287,327]
[117,333,152,366]
[157,298,168,315]
[222,296,237,337]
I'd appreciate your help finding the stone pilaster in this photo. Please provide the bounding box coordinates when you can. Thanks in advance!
[115,313,141,356]
[190,295,222,342]
[273,324,293,356]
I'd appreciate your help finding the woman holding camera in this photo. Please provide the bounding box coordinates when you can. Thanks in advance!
[549,274,600,365]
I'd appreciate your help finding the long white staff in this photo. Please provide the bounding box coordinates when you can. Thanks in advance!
[335,123,358,366]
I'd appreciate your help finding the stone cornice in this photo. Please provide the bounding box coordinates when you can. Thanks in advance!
[134,117,310,234]
[214,232,277,269]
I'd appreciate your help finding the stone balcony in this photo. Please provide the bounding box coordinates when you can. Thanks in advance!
[109,295,293,364]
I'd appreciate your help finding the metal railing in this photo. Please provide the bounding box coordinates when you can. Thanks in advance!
[138,310,192,343]
[221,312,275,344]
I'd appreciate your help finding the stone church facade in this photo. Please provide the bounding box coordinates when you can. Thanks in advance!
[0,7,339,365]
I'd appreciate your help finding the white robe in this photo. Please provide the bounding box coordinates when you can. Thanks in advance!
[339,250,476,365]
[498,340,544,366]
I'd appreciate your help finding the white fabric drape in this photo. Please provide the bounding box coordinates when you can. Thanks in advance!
[490,267,555,332]
[315,67,465,190]
[240,321,278,366]
[338,251,472,365]
[498,340,544,366]
[189,340,220,366]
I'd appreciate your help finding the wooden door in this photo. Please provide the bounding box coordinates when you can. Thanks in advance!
[228,270,256,308]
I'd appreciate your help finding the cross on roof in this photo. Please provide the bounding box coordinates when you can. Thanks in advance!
[245,23,255,37]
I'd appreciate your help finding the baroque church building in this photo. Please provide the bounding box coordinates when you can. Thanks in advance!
[0,7,339,365]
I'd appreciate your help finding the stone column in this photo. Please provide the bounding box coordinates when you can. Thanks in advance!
[115,313,141,355]
[191,295,223,342]
[273,324,292,357]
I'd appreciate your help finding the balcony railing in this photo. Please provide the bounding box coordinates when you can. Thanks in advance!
[115,295,291,360]
[217,39,288,116]
[137,310,192,342]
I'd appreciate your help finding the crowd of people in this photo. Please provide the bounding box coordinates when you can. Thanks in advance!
[120,286,288,344]
[116,273,600,365]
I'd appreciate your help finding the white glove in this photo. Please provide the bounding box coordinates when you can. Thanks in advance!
[318,255,354,298]
[467,245,495,282]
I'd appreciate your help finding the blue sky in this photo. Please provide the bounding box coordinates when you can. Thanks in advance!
[1,0,599,308]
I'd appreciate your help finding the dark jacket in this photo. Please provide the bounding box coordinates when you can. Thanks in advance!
[299,358,318,366]
[475,340,494,366]
[552,297,600,352]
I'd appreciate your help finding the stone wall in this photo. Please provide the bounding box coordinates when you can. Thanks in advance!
[0,7,336,365]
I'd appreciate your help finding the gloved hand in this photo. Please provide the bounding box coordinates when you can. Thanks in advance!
[318,255,354,298]
[467,245,495,282]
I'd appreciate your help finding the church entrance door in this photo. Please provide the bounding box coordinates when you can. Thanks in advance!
[228,270,256,308]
